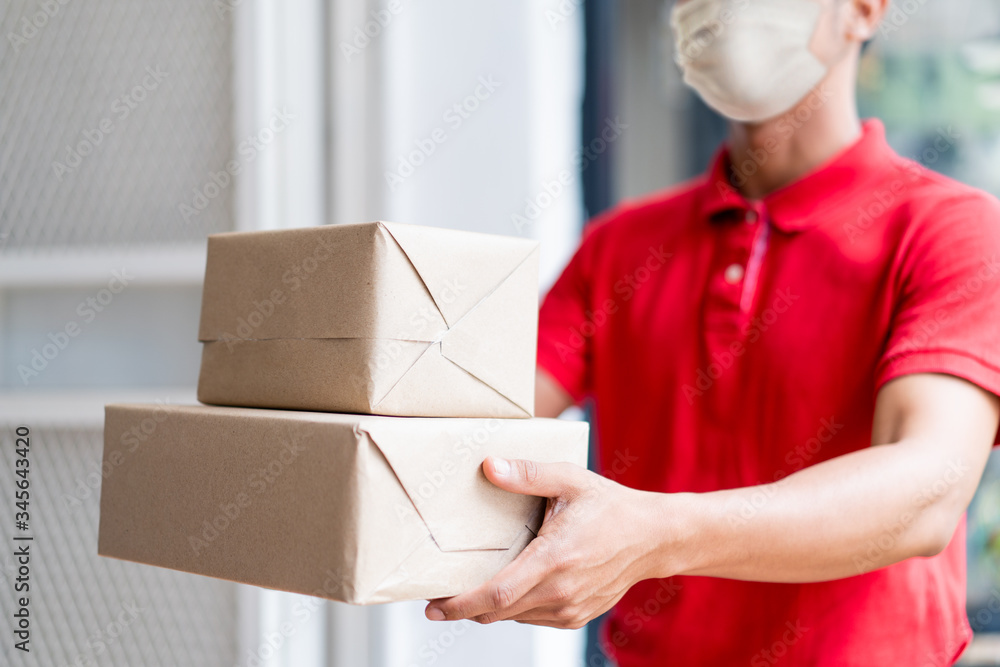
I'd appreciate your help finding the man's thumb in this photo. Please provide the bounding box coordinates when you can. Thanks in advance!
[483,456,572,497]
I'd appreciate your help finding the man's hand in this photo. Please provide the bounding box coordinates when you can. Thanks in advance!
[423,455,676,629]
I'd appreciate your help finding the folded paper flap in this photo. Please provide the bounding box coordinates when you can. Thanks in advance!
[358,418,589,553]
[378,221,538,329]
[371,341,531,419]
[437,252,539,415]
[379,222,539,413]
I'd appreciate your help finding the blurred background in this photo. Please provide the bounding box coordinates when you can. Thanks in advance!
[1,0,999,665]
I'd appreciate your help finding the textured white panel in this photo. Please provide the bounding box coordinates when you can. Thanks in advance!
[0,0,235,251]
[0,426,238,666]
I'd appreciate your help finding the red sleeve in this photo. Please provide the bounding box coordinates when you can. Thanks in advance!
[875,190,1000,442]
[536,221,607,404]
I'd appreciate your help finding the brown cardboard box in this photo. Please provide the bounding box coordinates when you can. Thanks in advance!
[196,221,539,418]
[98,403,589,604]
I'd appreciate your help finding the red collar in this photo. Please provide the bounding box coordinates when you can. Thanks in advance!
[699,119,898,232]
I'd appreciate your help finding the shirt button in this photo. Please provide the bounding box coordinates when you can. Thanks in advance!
[724,263,745,284]
[745,210,758,224]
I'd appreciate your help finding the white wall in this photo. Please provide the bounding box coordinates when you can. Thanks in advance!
[332,0,586,290]
[328,1,588,665]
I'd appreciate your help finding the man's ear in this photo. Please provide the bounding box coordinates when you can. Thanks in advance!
[846,0,890,44]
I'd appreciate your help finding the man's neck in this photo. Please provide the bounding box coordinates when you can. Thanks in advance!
[725,61,863,200]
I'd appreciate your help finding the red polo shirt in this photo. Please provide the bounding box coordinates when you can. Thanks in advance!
[537,119,1000,666]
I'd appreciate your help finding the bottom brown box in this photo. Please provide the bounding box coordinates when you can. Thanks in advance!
[98,403,589,604]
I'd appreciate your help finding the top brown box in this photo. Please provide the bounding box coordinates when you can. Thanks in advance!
[197,221,539,418]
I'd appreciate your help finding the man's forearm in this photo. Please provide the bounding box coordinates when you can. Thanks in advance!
[647,439,979,584]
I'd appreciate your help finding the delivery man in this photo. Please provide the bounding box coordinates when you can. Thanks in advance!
[425,0,1000,664]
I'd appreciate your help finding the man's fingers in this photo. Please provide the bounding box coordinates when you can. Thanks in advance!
[425,537,554,622]
[483,456,582,498]
[508,589,629,628]
[513,619,568,628]
[507,600,590,629]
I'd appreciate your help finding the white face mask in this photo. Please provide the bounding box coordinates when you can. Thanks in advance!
[670,0,829,123]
